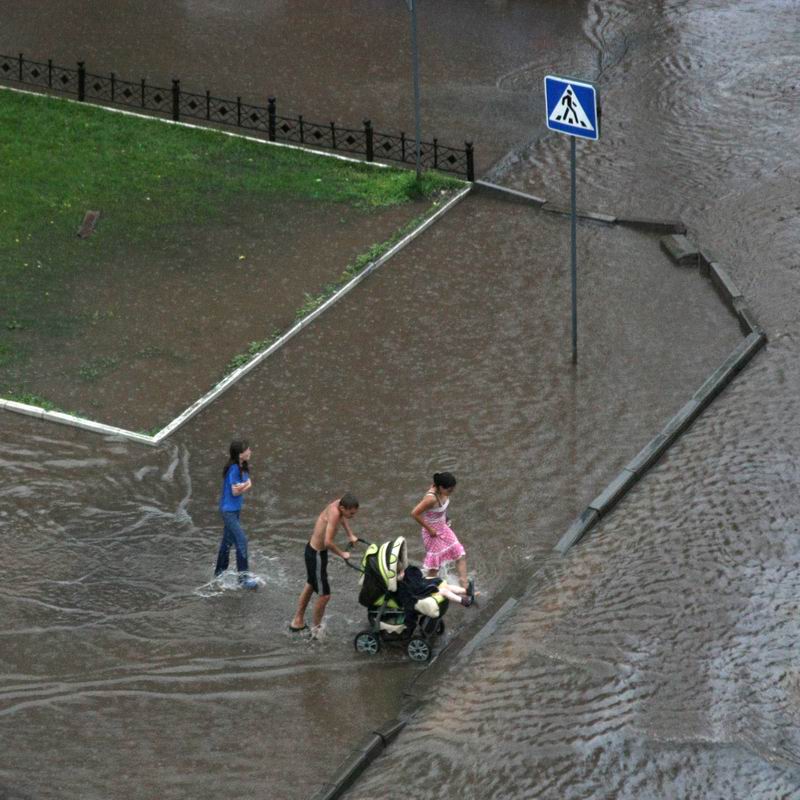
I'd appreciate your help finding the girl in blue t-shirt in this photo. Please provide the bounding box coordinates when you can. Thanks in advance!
[214,439,256,588]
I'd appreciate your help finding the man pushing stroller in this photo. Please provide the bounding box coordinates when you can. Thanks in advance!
[291,494,361,636]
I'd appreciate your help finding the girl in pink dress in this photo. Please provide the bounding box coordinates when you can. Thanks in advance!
[411,472,471,592]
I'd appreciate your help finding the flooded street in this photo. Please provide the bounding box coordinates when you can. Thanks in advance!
[0,191,738,798]
[1,1,799,799]
[348,0,800,797]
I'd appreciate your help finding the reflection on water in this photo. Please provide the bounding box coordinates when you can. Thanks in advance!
[1,0,799,798]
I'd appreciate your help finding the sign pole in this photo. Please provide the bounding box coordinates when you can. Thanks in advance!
[570,135,577,365]
[543,75,599,368]
[408,0,422,179]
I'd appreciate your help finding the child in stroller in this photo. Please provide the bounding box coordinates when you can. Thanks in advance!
[353,536,474,662]
[397,565,475,610]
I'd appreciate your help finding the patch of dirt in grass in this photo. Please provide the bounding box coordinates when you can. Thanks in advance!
[3,195,430,430]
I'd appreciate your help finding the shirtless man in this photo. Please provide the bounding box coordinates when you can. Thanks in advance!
[290,494,360,634]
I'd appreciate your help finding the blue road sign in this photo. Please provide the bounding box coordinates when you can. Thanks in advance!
[544,76,599,141]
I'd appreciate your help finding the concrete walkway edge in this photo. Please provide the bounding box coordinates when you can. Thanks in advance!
[308,594,519,800]
[473,180,686,233]
[152,184,472,442]
[0,179,472,444]
[555,224,768,554]
[305,202,768,800]
[556,330,766,553]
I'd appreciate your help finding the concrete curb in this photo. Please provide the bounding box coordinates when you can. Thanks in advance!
[660,234,700,266]
[473,180,545,206]
[472,179,684,233]
[555,508,600,554]
[309,590,519,800]
[556,330,766,554]
[309,734,385,800]
[734,300,762,337]
[308,717,412,800]
[0,399,156,445]
[696,250,765,337]
[615,216,686,235]
[556,230,767,554]
[541,202,616,225]
[457,597,519,661]
[0,174,471,444]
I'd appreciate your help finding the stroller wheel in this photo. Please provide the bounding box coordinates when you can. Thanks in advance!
[406,636,432,662]
[436,619,445,636]
[354,630,381,655]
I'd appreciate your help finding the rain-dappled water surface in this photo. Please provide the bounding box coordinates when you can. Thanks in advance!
[0,429,413,800]
[1,1,798,799]
[347,0,800,798]
[0,189,738,799]
[349,338,800,798]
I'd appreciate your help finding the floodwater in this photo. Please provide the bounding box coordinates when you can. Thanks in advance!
[0,2,798,800]
[0,190,738,799]
[346,0,800,798]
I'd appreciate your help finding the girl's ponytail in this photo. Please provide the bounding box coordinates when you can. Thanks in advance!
[432,471,456,490]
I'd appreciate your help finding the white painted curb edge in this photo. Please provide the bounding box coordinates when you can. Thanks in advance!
[0,184,473,445]
[152,184,472,442]
[0,83,389,169]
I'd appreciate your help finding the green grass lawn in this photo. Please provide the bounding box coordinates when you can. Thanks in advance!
[0,88,462,424]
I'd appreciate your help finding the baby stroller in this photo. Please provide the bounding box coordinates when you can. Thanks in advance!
[353,536,448,662]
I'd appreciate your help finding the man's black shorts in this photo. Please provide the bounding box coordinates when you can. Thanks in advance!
[305,543,330,595]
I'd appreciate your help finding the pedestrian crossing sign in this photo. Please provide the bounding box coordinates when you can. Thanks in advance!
[544,75,599,140]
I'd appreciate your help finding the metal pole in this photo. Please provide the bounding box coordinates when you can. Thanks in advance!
[408,0,422,179]
[570,135,578,365]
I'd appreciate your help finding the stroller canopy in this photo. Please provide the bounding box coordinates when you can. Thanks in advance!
[358,536,408,608]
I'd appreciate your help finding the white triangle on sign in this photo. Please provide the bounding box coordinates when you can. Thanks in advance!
[549,84,594,131]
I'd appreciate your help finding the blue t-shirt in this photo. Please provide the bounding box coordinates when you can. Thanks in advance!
[219,464,248,512]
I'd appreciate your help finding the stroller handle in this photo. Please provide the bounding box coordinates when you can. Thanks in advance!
[340,537,370,573]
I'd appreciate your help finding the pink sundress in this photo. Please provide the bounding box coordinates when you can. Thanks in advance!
[420,493,466,570]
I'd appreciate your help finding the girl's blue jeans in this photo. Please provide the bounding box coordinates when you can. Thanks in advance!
[215,510,249,578]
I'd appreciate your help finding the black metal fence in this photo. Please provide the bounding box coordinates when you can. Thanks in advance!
[0,52,474,181]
